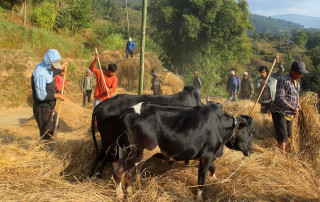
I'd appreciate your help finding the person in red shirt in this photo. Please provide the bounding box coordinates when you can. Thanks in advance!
[89,53,118,108]
[54,70,69,93]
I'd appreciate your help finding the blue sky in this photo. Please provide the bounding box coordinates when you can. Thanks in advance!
[246,0,320,17]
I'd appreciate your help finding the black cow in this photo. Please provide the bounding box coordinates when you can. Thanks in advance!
[90,86,203,178]
[112,102,254,200]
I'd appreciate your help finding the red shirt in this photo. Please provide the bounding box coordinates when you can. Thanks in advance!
[89,59,118,101]
[54,75,66,92]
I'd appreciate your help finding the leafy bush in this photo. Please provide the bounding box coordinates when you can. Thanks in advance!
[31,2,56,30]
[85,22,124,50]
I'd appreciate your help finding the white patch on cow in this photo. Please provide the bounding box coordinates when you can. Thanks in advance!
[131,102,143,115]
[135,146,161,166]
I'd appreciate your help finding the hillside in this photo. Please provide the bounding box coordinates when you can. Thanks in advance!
[272,14,320,29]
[249,13,304,34]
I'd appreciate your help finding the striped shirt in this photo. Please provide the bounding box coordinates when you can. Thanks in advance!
[270,74,300,116]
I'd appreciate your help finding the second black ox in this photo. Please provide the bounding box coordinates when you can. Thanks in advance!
[113,102,254,200]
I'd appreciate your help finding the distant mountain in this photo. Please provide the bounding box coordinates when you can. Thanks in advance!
[272,14,320,29]
[249,14,304,34]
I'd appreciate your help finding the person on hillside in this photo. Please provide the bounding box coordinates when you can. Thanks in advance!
[255,53,284,114]
[31,49,68,140]
[270,61,308,155]
[54,70,69,94]
[151,72,164,95]
[89,53,118,108]
[240,72,254,100]
[227,70,240,102]
[193,71,202,94]
[126,37,136,58]
[81,69,94,106]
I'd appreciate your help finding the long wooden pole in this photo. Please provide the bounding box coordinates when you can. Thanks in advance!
[53,66,68,140]
[125,0,130,38]
[249,58,277,116]
[95,48,110,98]
[138,0,147,95]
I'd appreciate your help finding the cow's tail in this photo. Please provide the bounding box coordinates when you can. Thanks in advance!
[91,106,100,156]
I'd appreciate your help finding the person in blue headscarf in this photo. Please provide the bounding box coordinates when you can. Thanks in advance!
[31,49,68,140]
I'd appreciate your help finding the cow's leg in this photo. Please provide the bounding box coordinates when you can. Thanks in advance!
[89,145,116,178]
[113,146,160,197]
[197,155,213,201]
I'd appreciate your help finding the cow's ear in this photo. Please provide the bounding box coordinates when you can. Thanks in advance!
[236,117,248,129]
[238,122,247,129]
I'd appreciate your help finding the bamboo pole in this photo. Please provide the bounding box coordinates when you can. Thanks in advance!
[125,0,130,38]
[95,48,110,98]
[249,58,277,116]
[53,66,68,140]
[138,0,147,95]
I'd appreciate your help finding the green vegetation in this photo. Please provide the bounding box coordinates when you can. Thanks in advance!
[0,0,320,95]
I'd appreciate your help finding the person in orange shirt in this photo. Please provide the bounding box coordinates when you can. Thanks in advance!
[89,53,118,108]
[54,70,69,93]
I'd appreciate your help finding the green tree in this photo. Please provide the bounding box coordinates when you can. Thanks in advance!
[53,0,92,34]
[149,0,252,94]
[292,30,308,48]
[31,1,56,30]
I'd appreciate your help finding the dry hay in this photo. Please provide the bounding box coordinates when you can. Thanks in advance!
[294,92,320,169]
[99,50,169,93]
[100,50,125,63]
[1,91,320,200]
[55,98,90,131]
[161,72,184,95]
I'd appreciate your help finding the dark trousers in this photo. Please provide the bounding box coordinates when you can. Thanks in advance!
[33,105,57,140]
[271,112,293,143]
[126,49,134,58]
[260,102,271,114]
[83,90,92,106]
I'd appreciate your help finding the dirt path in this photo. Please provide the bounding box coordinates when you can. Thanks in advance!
[0,107,33,126]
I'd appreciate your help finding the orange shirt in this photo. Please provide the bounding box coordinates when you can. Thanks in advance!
[89,59,118,101]
[54,75,66,92]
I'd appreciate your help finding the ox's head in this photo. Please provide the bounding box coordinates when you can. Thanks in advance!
[226,115,254,156]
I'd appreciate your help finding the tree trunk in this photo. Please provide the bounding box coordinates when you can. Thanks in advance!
[23,1,27,26]
[19,1,25,16]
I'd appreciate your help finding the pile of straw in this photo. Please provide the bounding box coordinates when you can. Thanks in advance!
[161,72,184,95]
[98,51,184,94]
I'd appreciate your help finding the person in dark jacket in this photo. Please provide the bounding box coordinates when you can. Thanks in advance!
[81,69,94,106]
[240,72,254,100]
[31,49,68,140]
[151,72,164,95]
[193,71,202,94]
[227,70,239,102]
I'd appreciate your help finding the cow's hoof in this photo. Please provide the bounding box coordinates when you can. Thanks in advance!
[211,174,217,181]
[196,188,203,201]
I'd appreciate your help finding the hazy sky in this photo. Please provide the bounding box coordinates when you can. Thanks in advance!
[246,0,320,17]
